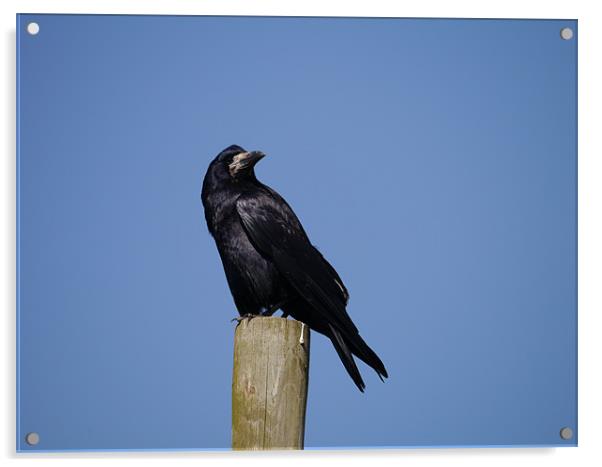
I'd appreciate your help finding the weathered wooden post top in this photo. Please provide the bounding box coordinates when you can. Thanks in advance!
[231,317,310,450]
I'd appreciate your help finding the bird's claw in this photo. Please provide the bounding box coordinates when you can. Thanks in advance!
[231,313,257,324]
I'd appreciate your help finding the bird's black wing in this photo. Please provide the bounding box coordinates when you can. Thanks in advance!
[235,190,357,337]
[261,185,349,304]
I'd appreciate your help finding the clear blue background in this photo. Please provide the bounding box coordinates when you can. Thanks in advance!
[17,15,577,450]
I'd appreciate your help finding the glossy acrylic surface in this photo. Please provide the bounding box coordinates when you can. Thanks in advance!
[17,15,577,451]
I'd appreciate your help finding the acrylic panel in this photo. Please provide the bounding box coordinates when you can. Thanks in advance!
[16,14,577,451]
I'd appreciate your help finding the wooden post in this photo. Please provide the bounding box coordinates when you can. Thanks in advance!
[232,317,310,450]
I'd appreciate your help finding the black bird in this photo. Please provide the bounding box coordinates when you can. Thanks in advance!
[201,144,388,391]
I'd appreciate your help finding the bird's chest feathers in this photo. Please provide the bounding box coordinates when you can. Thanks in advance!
[212,204,238,237]
[205,191,240,235]
[209,197,256,256]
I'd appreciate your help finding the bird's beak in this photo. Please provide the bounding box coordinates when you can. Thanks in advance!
[229,150,266,177]
[245,151,266,165]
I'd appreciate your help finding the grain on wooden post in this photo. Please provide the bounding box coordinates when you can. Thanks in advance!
[232,317,310,450]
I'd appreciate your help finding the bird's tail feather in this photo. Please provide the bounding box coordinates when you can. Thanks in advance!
[346,333,388,381]
[329,325,366,392]
[283,300,387,391]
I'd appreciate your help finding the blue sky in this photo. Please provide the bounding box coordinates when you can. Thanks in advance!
[17,15,576,450]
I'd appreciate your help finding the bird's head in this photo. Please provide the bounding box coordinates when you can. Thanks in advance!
[209,144,266,182]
